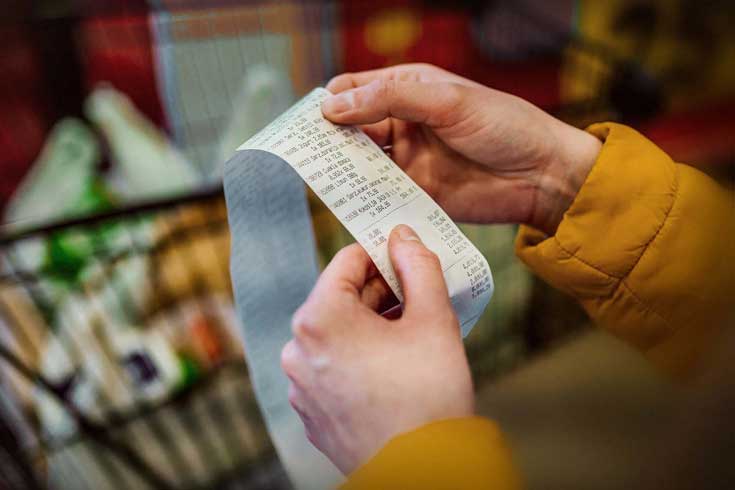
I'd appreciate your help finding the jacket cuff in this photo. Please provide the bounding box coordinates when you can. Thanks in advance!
[515,122,678,299]
[341,417,522,490]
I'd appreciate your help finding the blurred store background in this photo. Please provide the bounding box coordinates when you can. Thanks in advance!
[1,1,733,489]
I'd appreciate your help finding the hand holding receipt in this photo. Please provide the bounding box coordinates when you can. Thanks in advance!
[224,88,493,488]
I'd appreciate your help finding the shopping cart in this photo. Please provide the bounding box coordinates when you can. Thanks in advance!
[0,187,289,490]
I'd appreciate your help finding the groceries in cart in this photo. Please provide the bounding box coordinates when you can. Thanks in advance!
[0,186,261,488]
[0,91,243,435]
[5,85,200,233]
[0,60,300,487]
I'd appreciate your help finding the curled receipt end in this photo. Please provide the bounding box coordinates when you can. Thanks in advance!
[224,88,493,489]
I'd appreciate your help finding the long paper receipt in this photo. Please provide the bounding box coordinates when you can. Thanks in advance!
[224,88,493,489]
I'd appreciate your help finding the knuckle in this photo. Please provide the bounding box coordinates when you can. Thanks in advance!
[333,243,359,262]
[376,77,398,100]
[280,341,299,378]
[392,65,423,82]
[404,249,442,276]
[291,306,322,339]
[427,82,466,127]
[290,310,307,337]
[328,72,353,89]
[412,62,438,72]
[410,246,441,267]
[396,246,439,277]
[439,82,464,108]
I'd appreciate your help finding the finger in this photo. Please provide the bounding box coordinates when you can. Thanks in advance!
[291,245,373,343]
[388,224,453,320]
[360,275,398,313]
[322,79,465,128]
[281,339,308,386]
[325,63,481,94]
[313,243,373,299]
[359,119,393,148]
[326,69,378,93]
[326,66,422,93]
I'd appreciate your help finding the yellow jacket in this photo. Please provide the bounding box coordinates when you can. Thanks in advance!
[342,123,735,490]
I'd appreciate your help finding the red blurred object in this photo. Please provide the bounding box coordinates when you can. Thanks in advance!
[0,25,49,214]
[77,14,166,129]
[338,1,562,110]
[338,1,735,169]
[639,102,735,167]
[190,314,224,366]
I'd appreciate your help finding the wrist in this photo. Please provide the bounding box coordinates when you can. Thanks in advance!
[529,120,601,235]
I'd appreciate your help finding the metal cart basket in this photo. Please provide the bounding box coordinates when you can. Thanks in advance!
[0,187,290,490]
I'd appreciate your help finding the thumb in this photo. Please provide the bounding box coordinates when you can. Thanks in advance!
[388,224,453,321]
[322,79,463,127]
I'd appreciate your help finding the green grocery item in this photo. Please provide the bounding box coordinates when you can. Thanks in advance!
[176,354,202,391]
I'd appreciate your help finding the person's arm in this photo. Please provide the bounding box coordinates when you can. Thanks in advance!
[516,122,735,378]
[341,417,521,490]
[284,64,734,489]
[337,124,734,489]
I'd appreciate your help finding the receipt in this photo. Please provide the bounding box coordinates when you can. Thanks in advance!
[224,88,493,489]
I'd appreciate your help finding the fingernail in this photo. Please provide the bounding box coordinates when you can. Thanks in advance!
[395,224,421,242]
[322,92,354,114]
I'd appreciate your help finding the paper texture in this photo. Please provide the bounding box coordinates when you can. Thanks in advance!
[224,88,493,489]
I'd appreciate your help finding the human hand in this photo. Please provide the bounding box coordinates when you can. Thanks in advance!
[322,63,601,235]
[281,224,474,474]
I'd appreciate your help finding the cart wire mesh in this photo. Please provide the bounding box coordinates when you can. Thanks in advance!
[0,187,293,489]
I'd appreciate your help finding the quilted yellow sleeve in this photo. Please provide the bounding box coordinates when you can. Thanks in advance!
[341,123,733,490]
[516,122,735,377]
[341,417,522,490]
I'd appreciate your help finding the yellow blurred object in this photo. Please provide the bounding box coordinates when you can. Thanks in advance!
[364,8,422,63]
[562,0,735,111]
[149,200,231,314]
[343,417,522,490]
[0,286,48,407]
